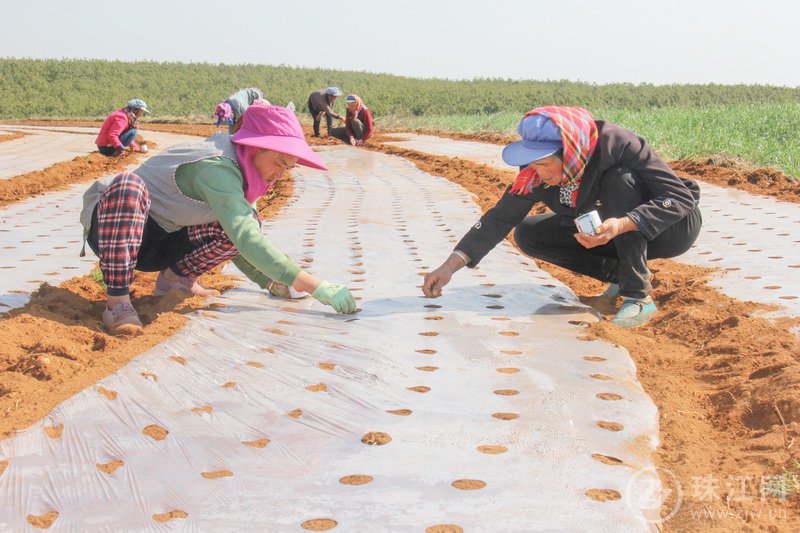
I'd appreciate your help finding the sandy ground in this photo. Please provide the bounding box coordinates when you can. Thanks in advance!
[1,120,799,531]
[0,131,27,143]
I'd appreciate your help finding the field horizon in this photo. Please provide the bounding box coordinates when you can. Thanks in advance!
[2,58,799,176]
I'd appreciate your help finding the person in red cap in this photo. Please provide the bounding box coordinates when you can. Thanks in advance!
[422,106,702,328]
[80,104,357,335]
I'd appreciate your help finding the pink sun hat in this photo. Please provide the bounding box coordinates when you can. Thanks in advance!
[231,104,328,170]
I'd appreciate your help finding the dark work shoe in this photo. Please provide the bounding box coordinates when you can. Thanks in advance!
[598,283,620,300]
[580,283,621,315]
[102,302,143,336]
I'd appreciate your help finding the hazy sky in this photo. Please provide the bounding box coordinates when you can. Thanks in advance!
[2,0,798,87]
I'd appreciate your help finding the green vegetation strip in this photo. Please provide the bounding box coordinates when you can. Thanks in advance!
[383,104,800,178]
[2,58,798,177]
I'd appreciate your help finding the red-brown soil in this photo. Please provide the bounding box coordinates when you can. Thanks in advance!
[0,170,293,437]
[1,120,799,531]
[672,158,800,204]
[0,130,27,143]
[408,128,517,146]
[0,146,152,209]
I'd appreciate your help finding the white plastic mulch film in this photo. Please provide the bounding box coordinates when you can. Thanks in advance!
[679,182,800,323]
[383,133,800,326]
[0,126,97,179]
[0,145,662,531]
[0,125,200,181]
[384,133,505,169]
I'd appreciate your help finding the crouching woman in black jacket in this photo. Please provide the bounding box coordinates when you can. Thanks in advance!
[422,106,702,328]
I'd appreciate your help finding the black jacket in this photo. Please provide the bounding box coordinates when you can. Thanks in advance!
[455,121,700,267]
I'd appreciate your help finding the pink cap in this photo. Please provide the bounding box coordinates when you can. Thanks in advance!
[231,105,327,170]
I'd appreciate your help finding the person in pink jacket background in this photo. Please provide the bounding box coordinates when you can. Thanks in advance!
[95,99,150,157]
[329,94,374,146]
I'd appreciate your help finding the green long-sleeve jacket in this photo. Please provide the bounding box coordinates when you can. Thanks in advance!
[175,156,300,288]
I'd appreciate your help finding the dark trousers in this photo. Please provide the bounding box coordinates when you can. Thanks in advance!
[307,99,332,136]
[97,128,138,156]
[329,119,365,143]
[513,167,702,299]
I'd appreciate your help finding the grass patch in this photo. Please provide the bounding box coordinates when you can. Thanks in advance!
[379,104,800,179]
[764,460,800,500]
[89,268,106,290]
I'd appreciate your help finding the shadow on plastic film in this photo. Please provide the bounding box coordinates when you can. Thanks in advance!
[0,293,29,313]
[320,282,598,320]
[216,286,355,322]
[212,284,598,325]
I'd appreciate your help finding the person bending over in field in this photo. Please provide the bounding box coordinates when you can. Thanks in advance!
[422,106,702,328]
[214,102,235,130]
[329,94,374,146]
[95,99,150,157]
[215,87,266,134]
[80,105,357,336]
[307,87,343,137]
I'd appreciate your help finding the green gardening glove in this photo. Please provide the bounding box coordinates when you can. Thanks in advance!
[312,281,357,314]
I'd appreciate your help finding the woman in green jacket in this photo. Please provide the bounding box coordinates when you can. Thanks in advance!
[80,105,356,335]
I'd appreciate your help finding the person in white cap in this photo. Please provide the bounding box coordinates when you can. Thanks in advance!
[423,106,702,328]
[307,87,343,137]
[80,104,357,335]
[95,99,150,157]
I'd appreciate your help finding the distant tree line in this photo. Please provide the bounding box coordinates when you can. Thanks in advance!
[1,58,799,120]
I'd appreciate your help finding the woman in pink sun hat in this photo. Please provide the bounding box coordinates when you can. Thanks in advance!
[80,105,357,336]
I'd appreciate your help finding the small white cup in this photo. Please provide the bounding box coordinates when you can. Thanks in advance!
[575,210,602,235]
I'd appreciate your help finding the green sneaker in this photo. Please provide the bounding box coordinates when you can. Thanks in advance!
[611,296,657,328]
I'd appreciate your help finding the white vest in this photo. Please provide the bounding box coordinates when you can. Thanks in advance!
[80,133,240,235]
